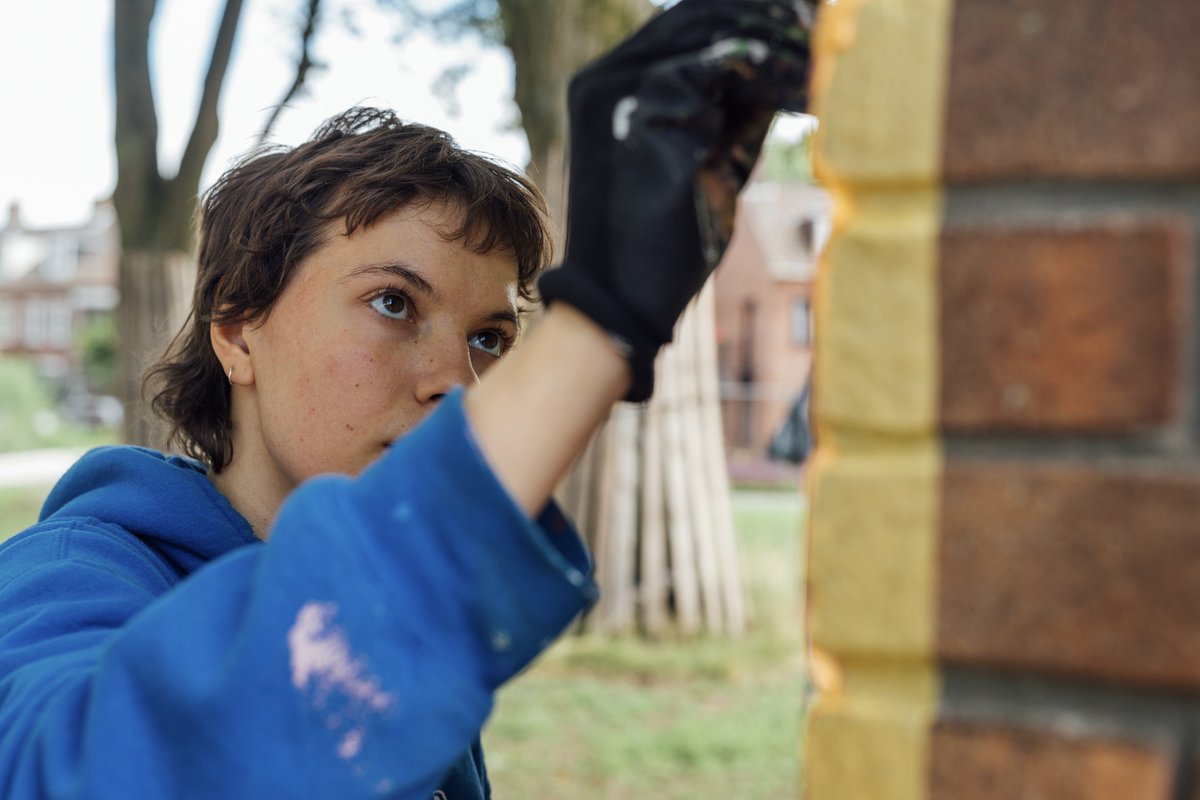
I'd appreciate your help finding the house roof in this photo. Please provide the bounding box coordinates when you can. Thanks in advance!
[0,201,117,289]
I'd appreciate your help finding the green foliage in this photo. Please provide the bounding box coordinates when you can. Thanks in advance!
[760,130,815,183]
[75,313,118,394]
[484,491,810,798]
[0,357,56,452]
[0,357,120,452]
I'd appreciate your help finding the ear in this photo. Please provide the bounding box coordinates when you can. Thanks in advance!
[210,317,254,386]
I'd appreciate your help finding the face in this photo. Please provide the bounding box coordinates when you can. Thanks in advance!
[234,201,521,494]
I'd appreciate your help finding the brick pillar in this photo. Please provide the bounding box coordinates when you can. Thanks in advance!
[804,2,1200,799]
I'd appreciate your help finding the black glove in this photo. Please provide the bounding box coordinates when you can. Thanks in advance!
[538,0,815,401]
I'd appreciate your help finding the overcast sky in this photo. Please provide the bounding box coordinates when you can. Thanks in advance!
[0,0,528,229]
[0,0,813,231]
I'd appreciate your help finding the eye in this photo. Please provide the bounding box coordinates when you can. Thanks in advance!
[369,291,412,321]
[468,329,513,358]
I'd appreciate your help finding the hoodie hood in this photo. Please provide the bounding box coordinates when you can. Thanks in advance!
[40,446,258,574]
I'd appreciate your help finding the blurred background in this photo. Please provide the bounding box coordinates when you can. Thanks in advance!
[0,1,821,795]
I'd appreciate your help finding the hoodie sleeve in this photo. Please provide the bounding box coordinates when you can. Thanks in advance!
[0,390,598,800]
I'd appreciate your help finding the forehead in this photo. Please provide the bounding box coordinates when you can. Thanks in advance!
[326,200,513,261]
[292,202,519,294]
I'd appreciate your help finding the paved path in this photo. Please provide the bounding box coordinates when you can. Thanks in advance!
[0,448,89,489]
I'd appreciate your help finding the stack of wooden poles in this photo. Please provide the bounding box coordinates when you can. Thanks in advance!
[557,280,746,637]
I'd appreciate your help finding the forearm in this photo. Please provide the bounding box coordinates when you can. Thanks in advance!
[465,303,632,516]
[466,0,808,516]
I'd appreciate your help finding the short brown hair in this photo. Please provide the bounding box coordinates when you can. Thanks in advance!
[146,107,553,471]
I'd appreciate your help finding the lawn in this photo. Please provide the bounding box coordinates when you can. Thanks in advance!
[483,490,809,799]
[0,485,51,539]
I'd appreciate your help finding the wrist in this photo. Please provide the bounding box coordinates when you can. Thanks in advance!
[463,303,631,515]
[539,304,634,396]
[536,266,664,402]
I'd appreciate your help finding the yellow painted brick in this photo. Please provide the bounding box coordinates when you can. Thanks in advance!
[805,1,949,796]
[813,187,941,435]
[812,0,954,187]
[806,662,937,800]
[807,443,940,658]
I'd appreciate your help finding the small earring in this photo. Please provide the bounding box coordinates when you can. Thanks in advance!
[227,365,235,385]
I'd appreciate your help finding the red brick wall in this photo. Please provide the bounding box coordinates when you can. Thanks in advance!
[805,1,1200,798]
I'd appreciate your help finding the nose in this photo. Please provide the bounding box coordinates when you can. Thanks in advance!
[412,332,480,405]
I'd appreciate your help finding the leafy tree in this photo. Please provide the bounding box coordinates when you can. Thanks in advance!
[75,312,118,394]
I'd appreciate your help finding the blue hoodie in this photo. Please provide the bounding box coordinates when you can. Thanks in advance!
[0,391,597,799]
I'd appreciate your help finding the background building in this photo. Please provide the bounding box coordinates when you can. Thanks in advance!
[714,179,829,469]
[0,200,119,397]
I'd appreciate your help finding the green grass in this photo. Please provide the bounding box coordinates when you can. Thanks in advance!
[0,429,118,543]
[483,491,809,799]
[0,485,51,540]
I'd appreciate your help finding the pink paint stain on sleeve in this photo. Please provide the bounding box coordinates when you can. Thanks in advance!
[338,728,365,759]
[288,602,396,759]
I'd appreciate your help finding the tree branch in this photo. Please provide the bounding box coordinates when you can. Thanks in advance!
[378,0,500,44]
[257,0,325,146]
[173,0,245,199]
[112,0,161,246]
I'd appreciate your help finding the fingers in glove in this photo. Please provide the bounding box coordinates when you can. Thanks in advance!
[667,36,811,122]
[623,39,810,164]
[695,106,777,266]
[587,0,814,72]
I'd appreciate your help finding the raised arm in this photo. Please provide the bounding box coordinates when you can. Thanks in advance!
[468,0,813,515]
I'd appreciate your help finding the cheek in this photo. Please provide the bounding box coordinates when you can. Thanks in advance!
[321,345,410,414]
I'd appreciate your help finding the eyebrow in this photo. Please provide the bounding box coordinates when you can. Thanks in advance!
[341,261,437,298]
[345,260,522,330]
[485,308,522,331]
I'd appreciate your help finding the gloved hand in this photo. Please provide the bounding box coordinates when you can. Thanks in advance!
[538,0,815,401]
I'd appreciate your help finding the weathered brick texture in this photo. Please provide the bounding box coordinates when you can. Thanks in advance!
[930,722,1176,800]
[805,0,1200,798]
[944,0,1200,181]
[939,460,1200,689]
[939,219,1190,432]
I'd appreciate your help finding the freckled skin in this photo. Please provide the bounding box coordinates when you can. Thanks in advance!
[213,202,520,535]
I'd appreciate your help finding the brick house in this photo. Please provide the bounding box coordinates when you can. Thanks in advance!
[713,179,830,460]
[0,200,119,390]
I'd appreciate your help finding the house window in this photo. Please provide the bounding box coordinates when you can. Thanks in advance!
[796,219,815,260]
[43,236,77,282]
[49,305,73,347]
[0,299,14,348]
[24,298,48,347]
[791,297,813,346]
[24,301,73,348]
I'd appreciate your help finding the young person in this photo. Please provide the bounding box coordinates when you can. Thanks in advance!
[0,1,811,797]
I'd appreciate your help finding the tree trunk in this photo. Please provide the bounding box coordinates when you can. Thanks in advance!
[112,0,246,446]
[116,249,195,445]
[497,0,653,227]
